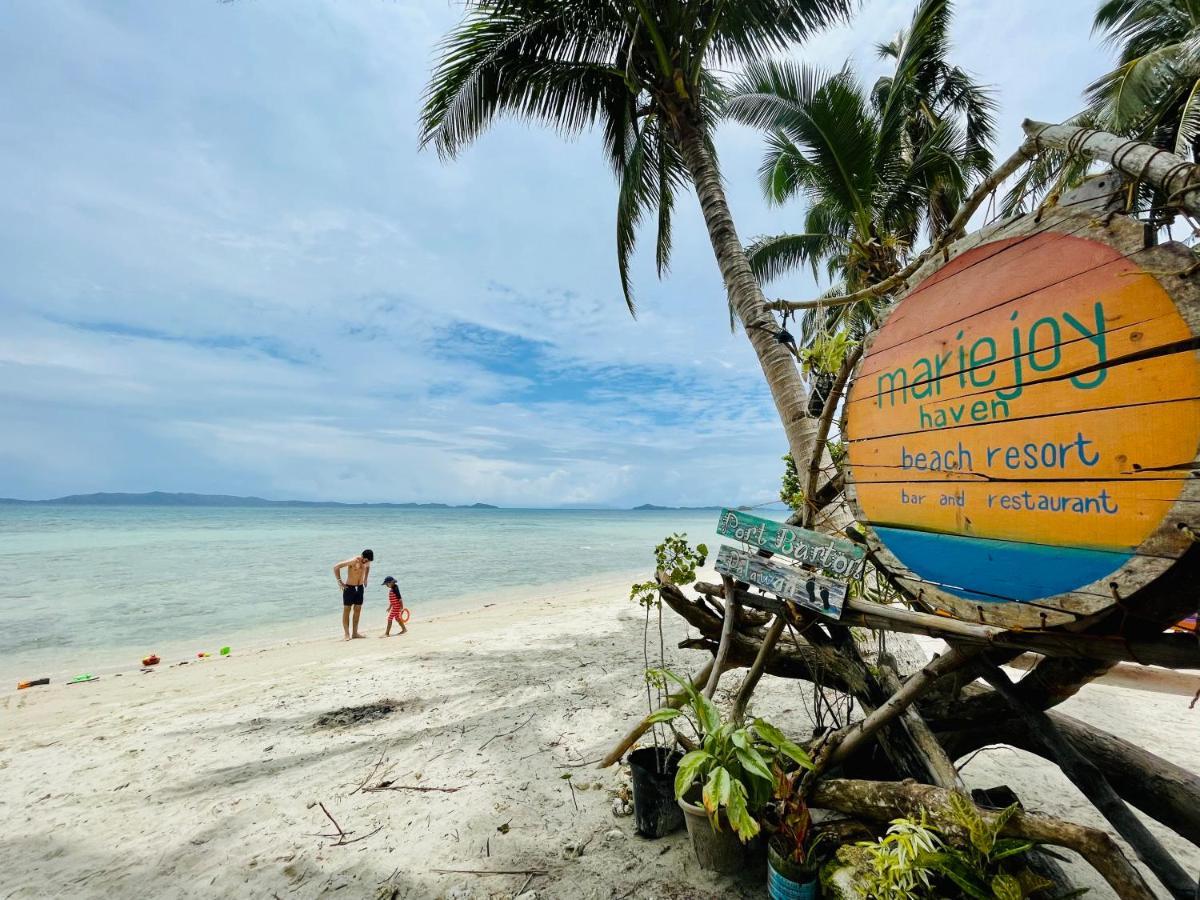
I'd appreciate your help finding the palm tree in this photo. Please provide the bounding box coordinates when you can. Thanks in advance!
[420,0,854,470]
[1005,1,1200,217]
[724,0,994,349]
[1087,0,1200,159]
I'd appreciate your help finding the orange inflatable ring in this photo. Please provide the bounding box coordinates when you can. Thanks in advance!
[400,607,411,623]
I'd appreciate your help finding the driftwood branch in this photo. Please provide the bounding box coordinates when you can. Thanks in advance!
[699,577,1200,669]
[875,655,961,791]
[703,575,740,699]
[826,646,977,768]
[596,658,715,769]
[810,778,1156,900]
[659,579,865,694]
[731,614,786,725]
[802,345,861,528]
[980,664,1196,899]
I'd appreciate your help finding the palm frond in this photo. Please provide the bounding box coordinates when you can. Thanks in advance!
[746,231,838,283]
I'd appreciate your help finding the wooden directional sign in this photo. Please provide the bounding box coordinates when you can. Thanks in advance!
[845,210,1200,628]
[715,508,865,577]
[714,545,846,618]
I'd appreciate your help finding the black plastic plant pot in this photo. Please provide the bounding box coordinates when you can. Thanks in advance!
[807,372,835,418]
[628,747,684,838]
[768,835,820,899]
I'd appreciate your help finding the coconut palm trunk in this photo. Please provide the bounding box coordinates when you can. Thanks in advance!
[675,120,819,469]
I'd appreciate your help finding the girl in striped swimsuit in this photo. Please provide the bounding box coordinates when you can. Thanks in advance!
[381,576,408,636]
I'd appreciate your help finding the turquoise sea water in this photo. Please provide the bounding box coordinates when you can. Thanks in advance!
[0,505,720,678]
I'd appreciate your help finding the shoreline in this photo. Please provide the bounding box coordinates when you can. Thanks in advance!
[2,566,647,686]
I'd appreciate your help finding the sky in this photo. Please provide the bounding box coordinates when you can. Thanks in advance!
[0,1,1110,507]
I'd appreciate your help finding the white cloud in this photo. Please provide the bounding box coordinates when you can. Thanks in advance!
[0,0,1113,504]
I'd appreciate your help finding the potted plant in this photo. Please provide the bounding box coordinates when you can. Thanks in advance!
[647,669,813,873]
[825,795,1058,899]
[767,766,829,899]
[799,332,858,417]
[627,537,707,839]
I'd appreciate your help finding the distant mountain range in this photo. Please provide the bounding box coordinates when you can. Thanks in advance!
[0,491,751,511]
[0,491,499,509]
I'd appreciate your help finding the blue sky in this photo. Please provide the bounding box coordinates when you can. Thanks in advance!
[0,1,1108,506]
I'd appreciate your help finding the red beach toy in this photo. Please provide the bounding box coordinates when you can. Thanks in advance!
[142,654,160,667]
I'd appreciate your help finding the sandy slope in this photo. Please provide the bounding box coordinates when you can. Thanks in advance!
[1,574,1196,899]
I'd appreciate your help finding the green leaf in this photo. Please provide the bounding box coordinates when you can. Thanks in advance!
[702,766,732,816]
[1015,868,1057,896]
[735,746,774,785]
[644,708,682,725]
[725,779,761,843]
[925,851,991,900]
[691,690,721,737]
[992,838,1035,861]
[991,873,1023,900]
[674,750,712,800]
[753,718,815,769]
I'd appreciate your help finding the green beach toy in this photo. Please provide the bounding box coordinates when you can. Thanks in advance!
[68,674,98,685]
[219,646,231,656]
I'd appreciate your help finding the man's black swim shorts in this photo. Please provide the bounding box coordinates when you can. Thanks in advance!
[342,584,364,606]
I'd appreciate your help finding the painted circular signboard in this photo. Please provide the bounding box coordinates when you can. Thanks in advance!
[845,210,1200,628]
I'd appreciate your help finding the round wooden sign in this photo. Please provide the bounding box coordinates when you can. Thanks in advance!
[845,210,1200,628]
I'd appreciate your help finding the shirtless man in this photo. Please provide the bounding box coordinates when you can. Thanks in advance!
[333,549,373,640]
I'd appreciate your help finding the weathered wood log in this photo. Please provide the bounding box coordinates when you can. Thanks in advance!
[945,709,1200,850]
[669,578,1200,850]
[810,778,1156,900]
[596,659,715,769]
[1024,119,1200,216]
[981,664,1196,899]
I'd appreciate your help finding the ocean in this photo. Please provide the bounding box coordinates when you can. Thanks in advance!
[0,505,726,680]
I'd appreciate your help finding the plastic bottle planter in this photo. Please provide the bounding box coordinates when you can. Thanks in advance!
[628,747,684,838]
[806,372,835,418]
[678,788,762,874]
[768,837,819,899]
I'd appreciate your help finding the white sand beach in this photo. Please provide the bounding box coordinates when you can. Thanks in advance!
[2,573,1198,899]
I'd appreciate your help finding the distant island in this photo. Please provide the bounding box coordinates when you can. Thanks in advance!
[0,491,499,509]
